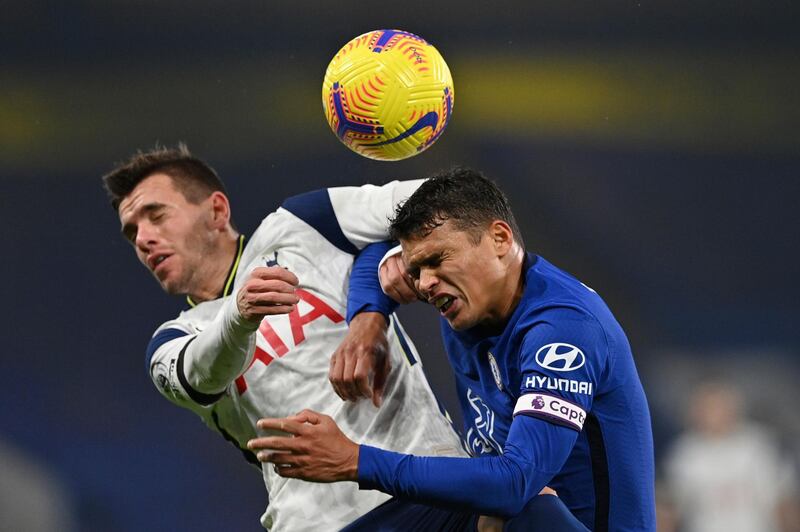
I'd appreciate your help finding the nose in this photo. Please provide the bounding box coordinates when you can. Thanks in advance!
[134,222,157,252]
[417,268,439,297]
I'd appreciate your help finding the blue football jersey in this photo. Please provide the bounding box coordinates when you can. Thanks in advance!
[442,254,655,530]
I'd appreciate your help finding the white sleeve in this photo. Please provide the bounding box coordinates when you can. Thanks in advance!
[328,179,424,248]
[378,244,404,295]
[148,297,258,407]
[182,296,258,395]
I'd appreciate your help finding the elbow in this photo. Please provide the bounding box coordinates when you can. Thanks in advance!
[192,374,229,395]
[490,458,546,518]
[184,363,234,395]
[182,337,253,394]
[494,496,529,519]
[200,361,244,393]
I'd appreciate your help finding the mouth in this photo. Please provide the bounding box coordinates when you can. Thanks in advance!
[431,294,456,315]
[148,253,171,273]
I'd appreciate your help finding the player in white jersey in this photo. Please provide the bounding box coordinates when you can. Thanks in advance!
[102,145,464,531]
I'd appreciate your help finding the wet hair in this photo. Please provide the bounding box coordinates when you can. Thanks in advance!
[101,143,228,211]
[390,167,524,248]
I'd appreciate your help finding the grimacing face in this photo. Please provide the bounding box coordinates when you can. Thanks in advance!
[117,173,218,296]
[401,220,511,331]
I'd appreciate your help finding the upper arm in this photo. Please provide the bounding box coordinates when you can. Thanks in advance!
[516,308,608,432]
[326,179,424,250]
[281,180,423,321]
[147,326,224,410]
[503,412,579,492]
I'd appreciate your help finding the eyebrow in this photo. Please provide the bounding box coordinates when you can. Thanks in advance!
[406,250,442,274]
[120,202,166,239]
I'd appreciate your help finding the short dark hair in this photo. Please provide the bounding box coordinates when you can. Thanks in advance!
[102,143,228,211]
[390,167,524,248]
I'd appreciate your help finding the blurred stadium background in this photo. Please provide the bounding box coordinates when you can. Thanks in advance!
[2,2,798,530]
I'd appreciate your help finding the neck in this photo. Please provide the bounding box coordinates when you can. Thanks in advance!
[188,230,240,303]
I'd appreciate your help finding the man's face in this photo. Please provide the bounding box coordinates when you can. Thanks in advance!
[118,173,215,295]
[402,221,505,331]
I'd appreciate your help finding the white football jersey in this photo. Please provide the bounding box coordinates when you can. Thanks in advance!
[146,180,466,531]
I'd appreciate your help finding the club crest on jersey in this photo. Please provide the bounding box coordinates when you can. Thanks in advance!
[487,351,503,391]
[535,343,585,372]
[264,251,280,267]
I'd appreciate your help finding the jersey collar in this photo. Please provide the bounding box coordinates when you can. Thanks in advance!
[186,234,246,308]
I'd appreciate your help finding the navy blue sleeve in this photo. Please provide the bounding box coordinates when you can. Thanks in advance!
[145,327,189,370]
[358,413,578,516]
[347,241,399,324]
[517,309,606,430]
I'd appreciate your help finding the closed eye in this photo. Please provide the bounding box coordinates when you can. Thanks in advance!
[149,207,167,223]
[407,252,444,278]
[120,202,166,244]
[122,224,136,244]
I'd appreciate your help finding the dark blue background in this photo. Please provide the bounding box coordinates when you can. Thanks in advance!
[2,2,798,530]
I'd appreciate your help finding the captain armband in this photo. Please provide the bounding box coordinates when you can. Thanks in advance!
[513,393,587,432]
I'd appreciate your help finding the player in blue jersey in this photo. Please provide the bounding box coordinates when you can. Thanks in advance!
[248,168,656,531]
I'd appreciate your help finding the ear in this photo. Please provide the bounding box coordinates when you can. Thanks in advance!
[489,220,514,257]
[208,191,231,230]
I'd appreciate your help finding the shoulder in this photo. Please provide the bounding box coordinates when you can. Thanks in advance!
[277,188,360,254]
[515,299,605,346]
[514,256,611,348]
[513,298,610,384]
[522,256,603,316]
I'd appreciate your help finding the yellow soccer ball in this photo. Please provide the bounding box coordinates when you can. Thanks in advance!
[322,29,454,161]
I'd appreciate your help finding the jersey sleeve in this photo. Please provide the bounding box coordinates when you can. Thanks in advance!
[514,308,608,432]
[147,323,219,412]
[358,413,578,516]
[281,179,424,254]
[147,297,259,409]
[147,317,263,469]
[347,241,399,323]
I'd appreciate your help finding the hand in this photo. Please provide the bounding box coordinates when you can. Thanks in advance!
[236,267,299,323]
[379,253,422,304]
[248,409,359,482]
[329,312,391,407]
[477,516,504,532]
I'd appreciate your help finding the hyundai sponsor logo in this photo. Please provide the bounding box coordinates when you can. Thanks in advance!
[524,374,593,395]
[535,343,586,372]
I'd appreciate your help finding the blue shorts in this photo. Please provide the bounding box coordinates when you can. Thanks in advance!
[341,494,589,532]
